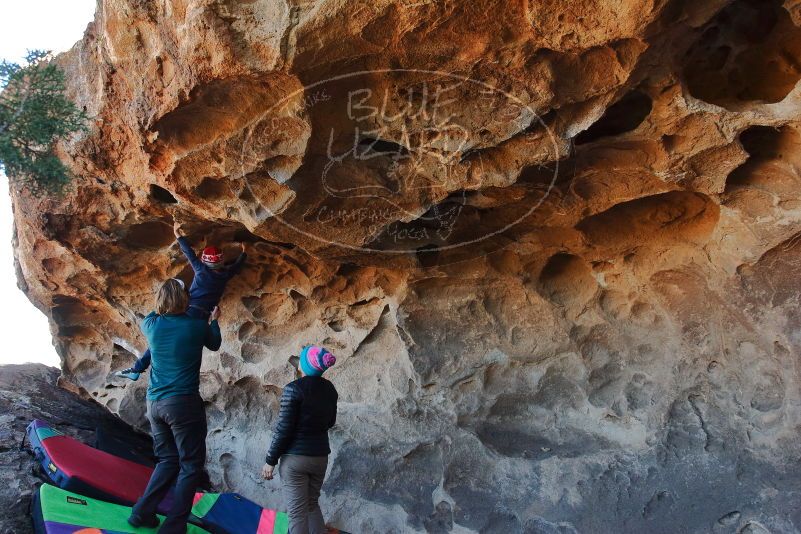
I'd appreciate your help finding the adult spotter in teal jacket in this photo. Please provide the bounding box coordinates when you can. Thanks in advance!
[142,310,222,401]
[129,278,222,532]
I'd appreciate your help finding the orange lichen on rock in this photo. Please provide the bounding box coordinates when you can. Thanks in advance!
[10,0,801,531]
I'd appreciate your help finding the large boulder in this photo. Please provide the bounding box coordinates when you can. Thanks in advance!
[10,0,801,531]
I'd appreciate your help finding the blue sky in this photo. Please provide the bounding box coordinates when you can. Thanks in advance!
[0,0,96,365]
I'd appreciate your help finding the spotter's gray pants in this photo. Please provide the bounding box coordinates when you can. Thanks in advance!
[279,454,328,534]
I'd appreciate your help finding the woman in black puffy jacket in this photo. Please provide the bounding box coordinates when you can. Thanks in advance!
[261,345,338,534]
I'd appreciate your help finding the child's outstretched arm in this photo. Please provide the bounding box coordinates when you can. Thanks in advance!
[227,242,248,277]
[174,221,204,273]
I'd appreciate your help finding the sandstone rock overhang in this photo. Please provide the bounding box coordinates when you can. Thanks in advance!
[8,0,801,532]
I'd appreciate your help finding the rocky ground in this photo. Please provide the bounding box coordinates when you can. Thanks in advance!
[8,0,801,531]
[0,364,149,534]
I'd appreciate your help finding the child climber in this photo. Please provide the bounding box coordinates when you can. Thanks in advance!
[115,221,247,381]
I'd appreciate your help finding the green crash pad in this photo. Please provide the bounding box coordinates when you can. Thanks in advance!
[36,483,210,533]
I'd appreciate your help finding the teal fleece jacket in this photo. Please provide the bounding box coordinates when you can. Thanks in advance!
[142,312,222,401]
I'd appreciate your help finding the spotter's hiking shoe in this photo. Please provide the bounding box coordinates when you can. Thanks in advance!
[127,513,159,528]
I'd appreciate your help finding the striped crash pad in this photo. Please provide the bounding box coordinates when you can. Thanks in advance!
[27,420,350,534]
[26,419,168,512]
[192,492,289,533]
[32,483,209,534]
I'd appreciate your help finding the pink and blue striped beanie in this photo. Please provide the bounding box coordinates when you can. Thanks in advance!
[299,345,336,377]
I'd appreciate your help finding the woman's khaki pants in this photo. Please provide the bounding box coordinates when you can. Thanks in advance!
[279,454,329,534]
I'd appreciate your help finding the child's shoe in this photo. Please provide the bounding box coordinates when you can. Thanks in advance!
[115,368,140,381]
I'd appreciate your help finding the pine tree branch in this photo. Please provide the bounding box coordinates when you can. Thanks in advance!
[0,81,31,135]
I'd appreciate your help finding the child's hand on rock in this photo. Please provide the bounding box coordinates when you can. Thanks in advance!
[173,221,183,238]
[210,306,221,321]
[240,241,247,253]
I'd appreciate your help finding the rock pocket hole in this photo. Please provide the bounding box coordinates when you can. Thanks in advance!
[111,343,137,371]
[725,125,801,192]
[152,76,281,155]
[238,321,257,342]
[538,253,597,306]
[123,221,175,249]
[238,185,256,203]
[232,227,269,244]
[194,177,230,200]
[358,137,409,157]
[576,191,719,251]
[683,0,801,108]
[738,125,783,158]
[51,295,84,326]
[241,296,260,314]
[416,244,440,268]
[149,184,178,204]
[336,262,360,276]
[241,341,269,363]
[575,90,652,145]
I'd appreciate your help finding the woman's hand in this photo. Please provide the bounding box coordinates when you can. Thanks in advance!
[173,221,183,238]
[210,306,221,321]
[261,463,275,480]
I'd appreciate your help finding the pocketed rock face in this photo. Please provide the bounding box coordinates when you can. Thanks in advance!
[10,0,801,531]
